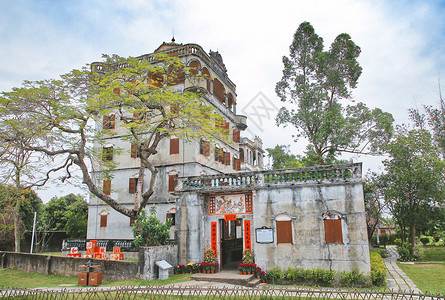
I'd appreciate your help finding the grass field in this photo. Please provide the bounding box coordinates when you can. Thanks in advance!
[417,246,445,262]
[0,268,192,289]
[398,263,445,295]
[396,246,445,295]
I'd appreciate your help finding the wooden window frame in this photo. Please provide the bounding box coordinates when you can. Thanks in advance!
[102,114,115,130]
[103,180,111,195]
[168,174,178,192]
[170,138,179,155]
[276,220,293,244]
[129,178,138,194]
[324,219,343,244]
[100,215,107,228]
[102,146,113,161]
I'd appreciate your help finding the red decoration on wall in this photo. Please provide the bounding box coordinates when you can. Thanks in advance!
[224,214,237,222]
[244,220,251,251]
[211,222,218,256]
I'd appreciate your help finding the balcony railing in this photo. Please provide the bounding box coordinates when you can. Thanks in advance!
[177,163,362,192]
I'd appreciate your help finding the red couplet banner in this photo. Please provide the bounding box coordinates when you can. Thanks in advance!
[244,220,251,251]
[211,222,218,256]
[224,214,237,222]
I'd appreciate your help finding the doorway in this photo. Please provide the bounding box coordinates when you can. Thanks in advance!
[219,218,243,269]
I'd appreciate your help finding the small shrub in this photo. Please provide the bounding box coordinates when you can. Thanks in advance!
[369,250,386,286]
[267,266,282,284]
[397,244,414,261]
[420,237,430,245]
[290,267,305,282]
[394,238,402,247]
[412,240,425,260]
[303,269,314,282]
[340,269,368,287]
[379,234,389,247]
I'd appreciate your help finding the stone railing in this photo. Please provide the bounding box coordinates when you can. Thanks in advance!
[177,163,362,192]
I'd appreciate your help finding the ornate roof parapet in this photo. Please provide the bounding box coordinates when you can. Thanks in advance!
[176,163,363,192]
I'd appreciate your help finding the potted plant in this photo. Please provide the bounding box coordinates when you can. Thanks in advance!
[260,271,267,283]
[174,265,182,275]
[255,266,262,278]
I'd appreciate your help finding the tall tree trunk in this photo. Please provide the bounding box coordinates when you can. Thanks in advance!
[14,170,21,252]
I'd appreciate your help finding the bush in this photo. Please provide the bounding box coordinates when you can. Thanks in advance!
[339,269,369,287]
[397,244,414,261]
[267,266,282,283]
[394,238,402,247]
[132,205,172,246]
[420,237,430,245]
[379,234,389,247]
[369,250,386,286]
[412,240,425,260]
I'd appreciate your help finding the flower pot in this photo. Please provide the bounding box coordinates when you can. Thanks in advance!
[257,276,260,279]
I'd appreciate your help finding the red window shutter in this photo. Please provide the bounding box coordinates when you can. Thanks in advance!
[245,194,252,213]
[208,196,216,214]
[129,178,136,194]
[233,129,240,143]
[276,221,292,244]
[200,139,205,155]
[324,219,343,244]
[219,150,225,163]
[233,158,237,170]
[131,144,137,158]
[103,180,111,195]
[113,88,120,95]
[168,174,177,192]
[205,141,210,156]
[100,215,107,227]
[103,116,108,129]
[129,218,135,227]
[236,159,241,171]
[170,138,179,154]
[225,152,230,166]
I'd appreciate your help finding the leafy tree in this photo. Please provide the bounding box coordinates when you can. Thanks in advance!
[380,128,445,245]
[266,145,302,169]
[409,80,445,158]
[363,173,386,242]
[40,194,87,238]
[0,184,42,251]
[0,54,227,219]
[275,22,394,165]
[133,205,172,246]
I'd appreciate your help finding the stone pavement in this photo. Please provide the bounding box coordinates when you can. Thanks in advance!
[384,245,421,293]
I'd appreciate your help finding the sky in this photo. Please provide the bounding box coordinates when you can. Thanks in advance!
[1,0,445,202]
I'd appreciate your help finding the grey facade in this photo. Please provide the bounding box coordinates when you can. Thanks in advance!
[176,163,371,274]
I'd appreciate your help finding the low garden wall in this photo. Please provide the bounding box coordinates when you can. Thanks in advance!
[0,251,138,281]
[0,244,178,282]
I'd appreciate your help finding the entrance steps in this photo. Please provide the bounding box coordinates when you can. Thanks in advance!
[190,270,261,287]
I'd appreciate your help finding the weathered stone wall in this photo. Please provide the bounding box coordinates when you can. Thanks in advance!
[138,245,178,280]
[253,181,370,274]
[176,163,371,275]
[0,252,138,281]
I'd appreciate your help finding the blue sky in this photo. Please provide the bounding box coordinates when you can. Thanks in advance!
[1,0,445,201]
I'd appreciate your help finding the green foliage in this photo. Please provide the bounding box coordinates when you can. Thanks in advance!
[266,145,303,169]
[40,194,87,238]
[0,184,42,231]
[339,269,369,287]
[381,129,445,245]
[204,249,216,263]
[420,237,430,245]
[397,244,414,262]
[275,22,394,165]
[369,250,387,286]
[132,205,172,246]
[266,266,282,283]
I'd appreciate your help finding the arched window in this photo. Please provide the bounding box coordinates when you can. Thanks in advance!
[188,60,200,75]
[202,67,211,91]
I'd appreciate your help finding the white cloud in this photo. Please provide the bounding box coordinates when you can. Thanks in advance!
[1,0,444,200]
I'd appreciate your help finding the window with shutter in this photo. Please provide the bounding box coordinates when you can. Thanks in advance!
[168,174,177,192]
[166,213,176,225]
[129,178,138,194]
[245,194,253,213]
[205,141,210,156]
[324,219,343,244]
[129,218,135,227]
[236,159,241,171]
[225,152,230,166]
[208,196,216,214]
[103,146,113,161]
[102,114,115,129]
[200,139,205,155]
[103,180,111,195]
[276,220,292,244]
[170,138,179,154]
[100,215,107,227]
[131,144,137,158]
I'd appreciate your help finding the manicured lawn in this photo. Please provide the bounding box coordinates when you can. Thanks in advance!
[418,246,445,262]
[0,268,191,289]
[398,263,445,295]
